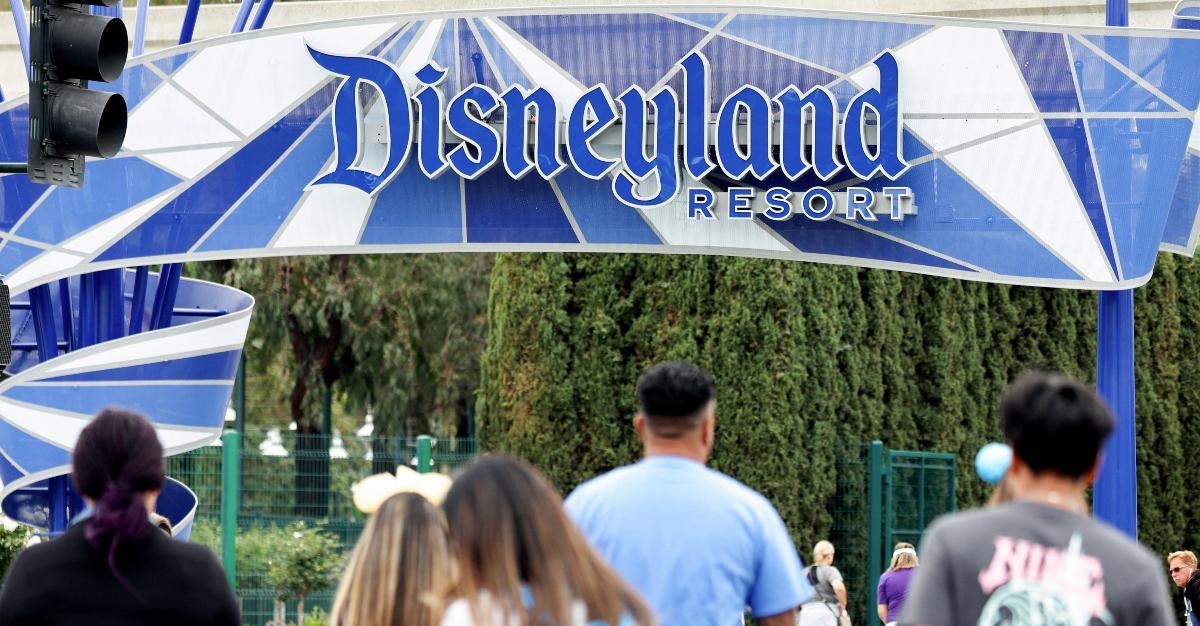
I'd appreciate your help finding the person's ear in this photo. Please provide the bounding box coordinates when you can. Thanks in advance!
[634,414,646,439]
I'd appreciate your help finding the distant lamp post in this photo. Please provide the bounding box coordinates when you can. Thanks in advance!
[358,410,374,462]
[259,427,288,457]
[329,431,349,460]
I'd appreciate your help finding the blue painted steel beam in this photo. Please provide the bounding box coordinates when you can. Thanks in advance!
[29,285,69,533]
[150,264,182,330]
[78,273,97,348]
[133,0,149,55]
[129,267,149,335]
[96,269,125,343]
[8,0,29,80]
[178,0,201,44]
[13,342,69,350]
[58,279,74,351]
[230,0,255,34]
[248,0,273,31]
[1093,0,1136,538]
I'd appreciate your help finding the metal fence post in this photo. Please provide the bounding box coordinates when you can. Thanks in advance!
[417,435,433,473]
[221,429,240,589]
[866,441,884,624]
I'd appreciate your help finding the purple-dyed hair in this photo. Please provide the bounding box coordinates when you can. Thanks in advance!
[71,408,165,586]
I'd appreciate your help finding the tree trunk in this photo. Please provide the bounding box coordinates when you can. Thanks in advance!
[297,595,306,626]
[272,599,284,626]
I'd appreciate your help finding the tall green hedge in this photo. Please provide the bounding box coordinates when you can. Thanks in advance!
[478,252,1200,562]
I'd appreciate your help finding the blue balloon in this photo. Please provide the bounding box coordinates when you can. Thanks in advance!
[974,442,1012,485]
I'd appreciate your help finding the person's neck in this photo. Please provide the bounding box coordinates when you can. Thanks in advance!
[1013,474,1089,514]
[643,439,708,464]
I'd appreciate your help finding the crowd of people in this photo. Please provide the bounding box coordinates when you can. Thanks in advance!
[0,364,1187,625]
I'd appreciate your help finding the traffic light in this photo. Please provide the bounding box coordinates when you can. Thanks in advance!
[27,0,128,188]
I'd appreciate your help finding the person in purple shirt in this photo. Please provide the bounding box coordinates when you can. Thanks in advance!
[876,543,918,625]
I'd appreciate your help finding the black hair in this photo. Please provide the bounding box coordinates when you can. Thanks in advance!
[636,361,715,437]
[72,408,166,588]
[999,372,1114,479]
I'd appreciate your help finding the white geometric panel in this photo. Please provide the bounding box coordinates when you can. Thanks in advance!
[141,147,235,179]
[272,186,374,248]
[172,22,398,135]
[0,398,215,452]
[124,83,241,151]
[941,124,1115,281]
[850,26,1038,116]
[477,17,585,111]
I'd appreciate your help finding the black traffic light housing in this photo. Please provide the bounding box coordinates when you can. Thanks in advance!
[28,0,128,187]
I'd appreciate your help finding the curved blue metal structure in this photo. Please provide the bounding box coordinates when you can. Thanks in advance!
[0,0,1198,534]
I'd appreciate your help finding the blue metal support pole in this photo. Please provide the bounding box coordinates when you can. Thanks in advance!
[178,0,201,44]
[129,267,149,335]
[79,273,97,348]
[1093,0,1136,538]
[248,0,273,31]
[150,264,182,330]
[30,285,69,533]
[230,0,255,34]
[57,278,74,351]
[132,0,149,55]
[8,0,29,80]
[95,269,125,343]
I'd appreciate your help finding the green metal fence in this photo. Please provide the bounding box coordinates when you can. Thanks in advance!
[171,432,952,625]
[169,428,478,626]
[829,442,957,624]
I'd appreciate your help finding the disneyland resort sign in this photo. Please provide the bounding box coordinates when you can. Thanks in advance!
[307,47,916,223]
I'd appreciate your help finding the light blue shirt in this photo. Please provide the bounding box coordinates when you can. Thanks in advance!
[565,456,811,626]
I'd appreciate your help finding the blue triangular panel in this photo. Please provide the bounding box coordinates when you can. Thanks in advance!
[36,350,243,383]
[198,116,334,252]
[761,216,975,272]
[458,19,502,92]
[4,384,232,428]
[360,163,462,244]
[1162,151,1200,249]
[0,173,50,232]
[903,130,933,162]
[767,158,1083,280]
[0,242,46,277]
[1044,119,1119,274]
[1084,34,1200,110]
[1089,117,1193,278]
[0,419,69,475]
[722,16,929,73]
[1069,38,1175,114]
[98,83,337,261]
[0,453,23,487]
[698,36,838,106]
[471,19,533,89]
[553,171,660,244]
[464,167,578,243]
[0,106,29,162]
[15,158,181,245]
[152,52,192,76]
[671,13,726,29]
[1003,31,1080,113]
[500,14,706,90]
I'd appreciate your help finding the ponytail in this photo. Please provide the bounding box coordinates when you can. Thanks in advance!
[72,408,166,591]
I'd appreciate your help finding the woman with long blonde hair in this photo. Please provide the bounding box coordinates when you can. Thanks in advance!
[331,492,451,626]
[439,456,655,626]
[876,542,919,626]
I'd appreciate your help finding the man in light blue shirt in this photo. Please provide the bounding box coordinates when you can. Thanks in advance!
[565,361,811,626]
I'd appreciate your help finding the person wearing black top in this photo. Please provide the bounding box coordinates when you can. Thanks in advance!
[0,408,240,626]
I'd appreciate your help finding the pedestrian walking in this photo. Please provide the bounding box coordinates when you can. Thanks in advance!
[799,541,847,626]
[1167,550,1200,626]
[876,543,918,625]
